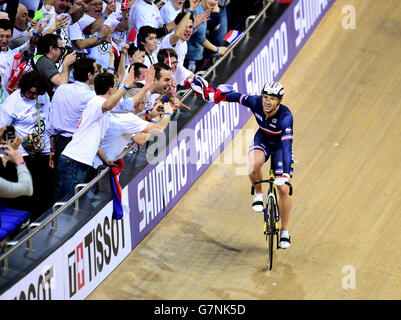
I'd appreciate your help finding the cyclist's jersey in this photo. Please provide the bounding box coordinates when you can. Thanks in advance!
[226,93,294,175]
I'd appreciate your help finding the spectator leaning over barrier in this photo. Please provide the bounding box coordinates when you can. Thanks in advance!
[33,33,77,92]
[139,62,173,119]
[115,62,149,112]
[157,48,193,110]
[57,66,139,201]
[94,70,175,169]
[0,129,33,198]
[47,57,97,199]
[0,71,54,221]
[184,0,228,73]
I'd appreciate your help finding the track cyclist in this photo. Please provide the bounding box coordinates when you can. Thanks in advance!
[186,79,294,249]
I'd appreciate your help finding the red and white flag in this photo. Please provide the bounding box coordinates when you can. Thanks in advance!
[223,30,243,44]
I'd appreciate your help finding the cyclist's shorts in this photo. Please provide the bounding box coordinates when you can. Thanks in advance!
[249,132,294,178]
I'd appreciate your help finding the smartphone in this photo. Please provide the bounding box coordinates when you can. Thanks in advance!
[3,126,15,141]
[0,144,6,156]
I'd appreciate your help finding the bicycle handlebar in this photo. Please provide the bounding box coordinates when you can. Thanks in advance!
[251,180,293,196]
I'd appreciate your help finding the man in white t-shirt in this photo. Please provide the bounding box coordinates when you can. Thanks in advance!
[140,62,172,116]
[156,48,193,111]
[161,10,194,66]
[58,65,158,200]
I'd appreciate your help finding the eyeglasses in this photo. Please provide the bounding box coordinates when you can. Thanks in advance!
[54,46,65,54]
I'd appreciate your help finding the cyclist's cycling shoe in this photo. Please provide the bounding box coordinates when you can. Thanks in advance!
[279,234,291,249]
[252,195,264,212]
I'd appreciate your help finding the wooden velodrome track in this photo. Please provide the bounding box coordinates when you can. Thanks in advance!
[88,0,401,300]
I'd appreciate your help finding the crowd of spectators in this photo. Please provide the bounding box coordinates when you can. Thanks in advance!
[0,0,276,223]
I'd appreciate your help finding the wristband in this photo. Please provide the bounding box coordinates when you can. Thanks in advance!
[16,161,25,167]
[216,47,219,54]
[50,149,56,153]
[108,67,115,71]
[151,120,157,123]
[30,29,36,36]
[164,112,173,117]
[162,95,168,102]
[122,84,129,91]
[101,13,108,19]
[96,33,101,40]
[187,9,194,15]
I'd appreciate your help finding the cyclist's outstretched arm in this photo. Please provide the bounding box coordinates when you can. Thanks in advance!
[279,113,294,177]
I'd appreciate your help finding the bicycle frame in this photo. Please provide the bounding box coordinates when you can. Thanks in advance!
[250,165,293,270]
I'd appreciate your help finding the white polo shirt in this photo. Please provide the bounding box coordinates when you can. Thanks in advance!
[62,96,110,166]
[93,112,148,168]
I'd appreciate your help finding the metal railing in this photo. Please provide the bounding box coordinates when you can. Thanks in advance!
[0,1,273,271]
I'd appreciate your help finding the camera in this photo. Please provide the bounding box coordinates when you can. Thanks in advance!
[64,46,88,59]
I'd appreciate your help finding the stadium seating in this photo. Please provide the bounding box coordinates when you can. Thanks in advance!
[0,206,31,243]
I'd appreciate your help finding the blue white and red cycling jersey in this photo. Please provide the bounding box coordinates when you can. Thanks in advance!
[225,93,294,177]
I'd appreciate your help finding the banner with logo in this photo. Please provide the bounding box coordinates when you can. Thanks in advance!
[0,250,64,300]
[62,187,131,300]
[0,187,131,300]
[127,0,335,249]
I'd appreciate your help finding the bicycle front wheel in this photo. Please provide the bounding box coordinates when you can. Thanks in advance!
[265,196,275,270]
